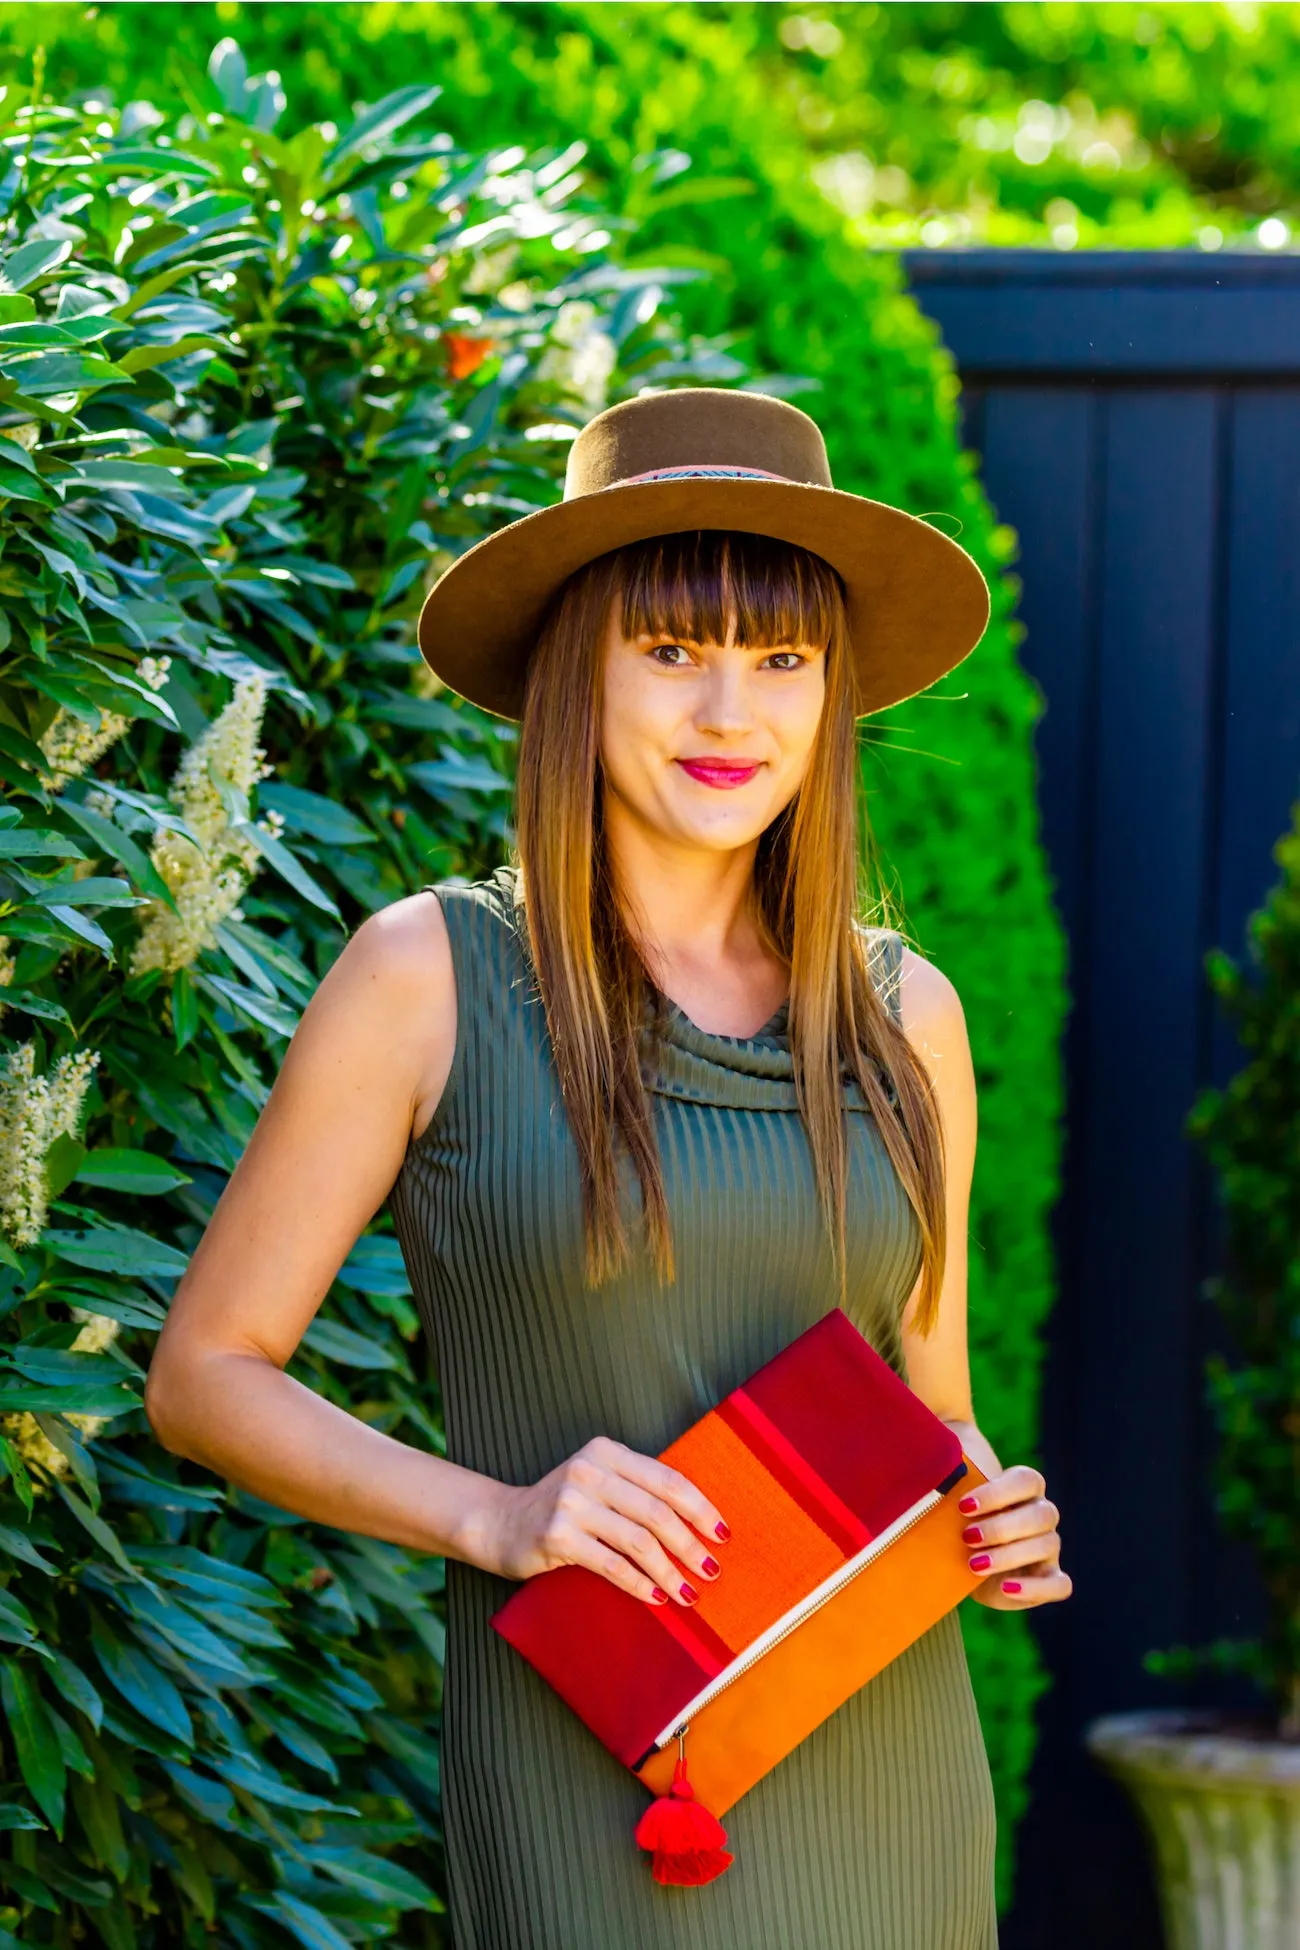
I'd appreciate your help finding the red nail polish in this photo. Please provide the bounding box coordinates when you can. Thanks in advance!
[679,1581,699,1604]
[969,1553,991,1573]
[961,1525,983,1545]
[701,1556,720,1577]
[715,1521,730,1541]
[958,1494,979,1513]
[651,1586,669,1604]
[1001,1581,1022,1595]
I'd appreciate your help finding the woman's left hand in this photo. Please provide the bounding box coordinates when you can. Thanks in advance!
[958,1464,1073,1610]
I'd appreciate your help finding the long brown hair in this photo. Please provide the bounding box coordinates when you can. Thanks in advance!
[510,528,948,1336]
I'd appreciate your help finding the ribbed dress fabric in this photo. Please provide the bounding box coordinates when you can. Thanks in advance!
[386,863,998,1950]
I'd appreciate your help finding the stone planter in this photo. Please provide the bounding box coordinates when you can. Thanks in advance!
[1084,1708,1300,1950]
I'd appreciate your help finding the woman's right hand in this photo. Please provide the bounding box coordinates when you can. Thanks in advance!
[477,1435,730,1607]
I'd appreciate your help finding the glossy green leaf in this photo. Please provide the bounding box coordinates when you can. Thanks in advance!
[0,828,90,859]
[55,1483,136,1574]
[300,1318,402,1372]
[0,1801,46,1832]
[0,1523,58,1576]
[257,782,377,846]
[310,1844,440,1909]
[89,1613,193,1744]
[57,794,178,906]
[212,1750,338,1813]
[47,1700,95,1779]
[0,1657,65,1833]
[38,905,114,956]
[0,1379,139,1418]
[0,1860,59,1912]
[72,1148,192,1195]
[0,238,74,292]
[0,1588,38,1645]
[43,1648,105,1733]
[6,1348,133,1389]
[244,1893,355,1950]
[69,1765,130,1884]
[323,86,443,173]
[39,1225,190,1278]
[119,1585,265,1682]
[0,989,72,1026]
[231,818,343,918]
[336,1236,412,1297]
[409,750,512,797]
[28,875,149,910]
[159,1758,239,1830]
[7,350,126,396]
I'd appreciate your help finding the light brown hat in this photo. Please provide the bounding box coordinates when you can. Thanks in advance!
[416,386,990,721]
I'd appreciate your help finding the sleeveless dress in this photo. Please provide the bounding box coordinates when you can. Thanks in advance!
[386,864,998,1950]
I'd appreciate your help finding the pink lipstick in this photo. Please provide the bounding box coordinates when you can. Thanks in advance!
[676,759,761,789]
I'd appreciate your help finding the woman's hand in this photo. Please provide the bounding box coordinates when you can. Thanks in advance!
[958,1464,1072,1611]
[476,1436,730,1608]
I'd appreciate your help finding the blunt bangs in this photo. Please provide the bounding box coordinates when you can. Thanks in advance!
[614,529,846,653]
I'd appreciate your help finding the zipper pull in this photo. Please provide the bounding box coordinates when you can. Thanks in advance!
[634,1720,734,1885]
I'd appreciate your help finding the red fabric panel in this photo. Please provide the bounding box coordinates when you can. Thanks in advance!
[491,1564,715,1768]
[716,1390,871,1555]
[653,1596,735,1675]
[741,1308,963,1534]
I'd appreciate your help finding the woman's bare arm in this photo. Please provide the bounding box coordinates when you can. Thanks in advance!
[143,891,484,1552]
[896,944,1072,1612]
[143,891,728,1607]
[894,944,997,1476]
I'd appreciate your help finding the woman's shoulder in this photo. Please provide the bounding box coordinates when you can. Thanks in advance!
[851,921,965,1039]
[342,864,516,1010]
[347,868,523,1151]
[355,863,521,974]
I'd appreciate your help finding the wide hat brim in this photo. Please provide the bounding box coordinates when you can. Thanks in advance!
[417,474,991,722]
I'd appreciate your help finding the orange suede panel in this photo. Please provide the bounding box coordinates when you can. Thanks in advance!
[636,1457,989,1813]
[660,1410,846,1655]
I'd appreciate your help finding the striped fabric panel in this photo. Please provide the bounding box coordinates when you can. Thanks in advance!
[715,1389,873,1555]
[656,1404,849,1661]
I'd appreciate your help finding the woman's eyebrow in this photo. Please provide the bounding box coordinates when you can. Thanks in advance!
[637,631,789,651]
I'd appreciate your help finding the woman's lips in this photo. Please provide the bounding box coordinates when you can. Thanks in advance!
[676,759,761,789]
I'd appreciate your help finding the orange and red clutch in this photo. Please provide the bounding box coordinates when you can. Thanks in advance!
[490,1307,986,1886]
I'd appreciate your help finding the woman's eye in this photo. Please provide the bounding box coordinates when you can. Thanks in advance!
[647,644,804,670]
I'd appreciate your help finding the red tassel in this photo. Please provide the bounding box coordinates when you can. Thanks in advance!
[635,1752,734,1885]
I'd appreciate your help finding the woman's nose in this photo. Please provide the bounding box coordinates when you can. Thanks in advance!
[696,668,756,732]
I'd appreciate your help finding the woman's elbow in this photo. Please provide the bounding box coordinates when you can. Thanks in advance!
[143,1358,186,1455]
[142,1341,212,1459]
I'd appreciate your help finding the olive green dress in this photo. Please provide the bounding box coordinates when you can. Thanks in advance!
[387,863,998,1950]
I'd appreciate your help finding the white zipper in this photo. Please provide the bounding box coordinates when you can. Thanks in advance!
[652,1485,945,1752]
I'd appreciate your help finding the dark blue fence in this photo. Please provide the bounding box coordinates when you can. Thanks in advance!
[898,249,1300,1950]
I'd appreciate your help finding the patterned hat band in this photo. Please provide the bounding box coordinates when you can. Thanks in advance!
[613,464,793,488]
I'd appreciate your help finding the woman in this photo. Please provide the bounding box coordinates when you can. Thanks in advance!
[145,388,1071,1950]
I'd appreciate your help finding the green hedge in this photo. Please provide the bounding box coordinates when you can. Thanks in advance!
[0,53,723,1947]
[0,8,1070,1927]
[15,2,1300,247]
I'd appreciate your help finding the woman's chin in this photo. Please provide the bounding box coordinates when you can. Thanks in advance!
[662,816,771,855]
